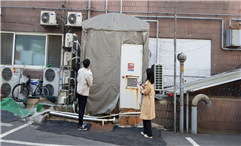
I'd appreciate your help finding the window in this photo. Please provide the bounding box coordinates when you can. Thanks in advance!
[14,35,46,66]
[1,33,14,65]
[127,77,138,88]
[0,32,62,68]
[47,35,62,67]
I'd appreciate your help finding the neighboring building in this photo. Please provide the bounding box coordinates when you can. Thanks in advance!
[2,1,241,74]
[1,0,241,83]
[1,1,241,133]
[154,69,241,133]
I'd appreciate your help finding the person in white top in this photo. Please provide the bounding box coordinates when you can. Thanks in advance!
[77,58,93,130]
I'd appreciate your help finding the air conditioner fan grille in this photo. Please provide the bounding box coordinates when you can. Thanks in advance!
[45,84,54,96]
[2,67,12,81]
[1,83,11,97]
[45,69,55,82]
[68,14,76,24]
[42,12,49,23]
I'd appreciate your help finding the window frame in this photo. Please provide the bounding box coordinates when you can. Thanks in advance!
[1,31,63,69]
[126,76,139,89]
[1,31,15,65]
[46,33,64,68]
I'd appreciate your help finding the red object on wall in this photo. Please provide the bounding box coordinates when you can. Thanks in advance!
[128,63,134,71]
[168,92,173,98]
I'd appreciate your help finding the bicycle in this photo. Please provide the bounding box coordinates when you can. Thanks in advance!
[12,75,49,102]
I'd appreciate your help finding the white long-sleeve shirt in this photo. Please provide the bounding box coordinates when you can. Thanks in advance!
[77,68,93,96]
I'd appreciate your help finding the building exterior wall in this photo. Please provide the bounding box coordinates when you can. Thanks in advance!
[153,98,241,133]
[153,80,241,133]
[196,97,240,133]
[1,1,241,131]
[1,1,83,46]
[1,0,241,75]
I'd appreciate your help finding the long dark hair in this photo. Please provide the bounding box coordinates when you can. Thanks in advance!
[146,68,154,84]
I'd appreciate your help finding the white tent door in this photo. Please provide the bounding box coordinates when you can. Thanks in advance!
[120,44,143,109]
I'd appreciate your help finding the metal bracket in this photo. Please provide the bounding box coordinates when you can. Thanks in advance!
[62,46,72,51]
[85,8,94,11]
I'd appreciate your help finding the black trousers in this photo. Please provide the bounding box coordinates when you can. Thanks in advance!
[77,93,87,126]
[143,120,152,137]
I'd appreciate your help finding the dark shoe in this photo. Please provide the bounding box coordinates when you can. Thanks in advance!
[78,126,87,131]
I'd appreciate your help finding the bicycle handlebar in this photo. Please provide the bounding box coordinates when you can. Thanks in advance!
[25,74,43,85]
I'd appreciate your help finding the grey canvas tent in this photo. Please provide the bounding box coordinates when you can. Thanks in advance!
[80,13,149,115]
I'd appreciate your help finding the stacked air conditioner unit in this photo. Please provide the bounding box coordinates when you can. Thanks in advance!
[65,33,78,48]
[58,69,71,105]
[152,64,164,91]
[66,12,82,27]
[40,11,58,26]
[0,66,22,97]
[64,33,79,68]
[43,67,60,96]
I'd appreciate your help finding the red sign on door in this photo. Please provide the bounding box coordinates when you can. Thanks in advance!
[128,63,134,71]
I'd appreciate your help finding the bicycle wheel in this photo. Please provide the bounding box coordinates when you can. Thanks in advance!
[12,84,29,102]
[35,86,49,97]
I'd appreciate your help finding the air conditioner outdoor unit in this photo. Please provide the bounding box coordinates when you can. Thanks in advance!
[65,33,78,48]
[40,11,57,26]
[64,52,72,66]
[43,67,60,96]
[152,64,164,91]
[66,12,82,27]
[0,66,22,97]
[65,33,74,47]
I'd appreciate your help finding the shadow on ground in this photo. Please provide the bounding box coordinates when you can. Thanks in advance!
[1,110,21,123]
[37,120,167,146]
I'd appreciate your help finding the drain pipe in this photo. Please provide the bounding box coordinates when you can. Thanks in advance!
[2,6,241,17]
[1,6,85,11]
[105,0,108,13]
[88,0,91,19]
[141,20,159,63]
[134,15,241,51]
[132,15,221,20]
[229,19,241,28]
[2,6,240,51]
[120,0,122,14]
[50,111,115,126]
[50,111,140,125]
[191,94,212,134]
[54,111,141,119]
[186,91,189,133]
[186,90,194,133]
